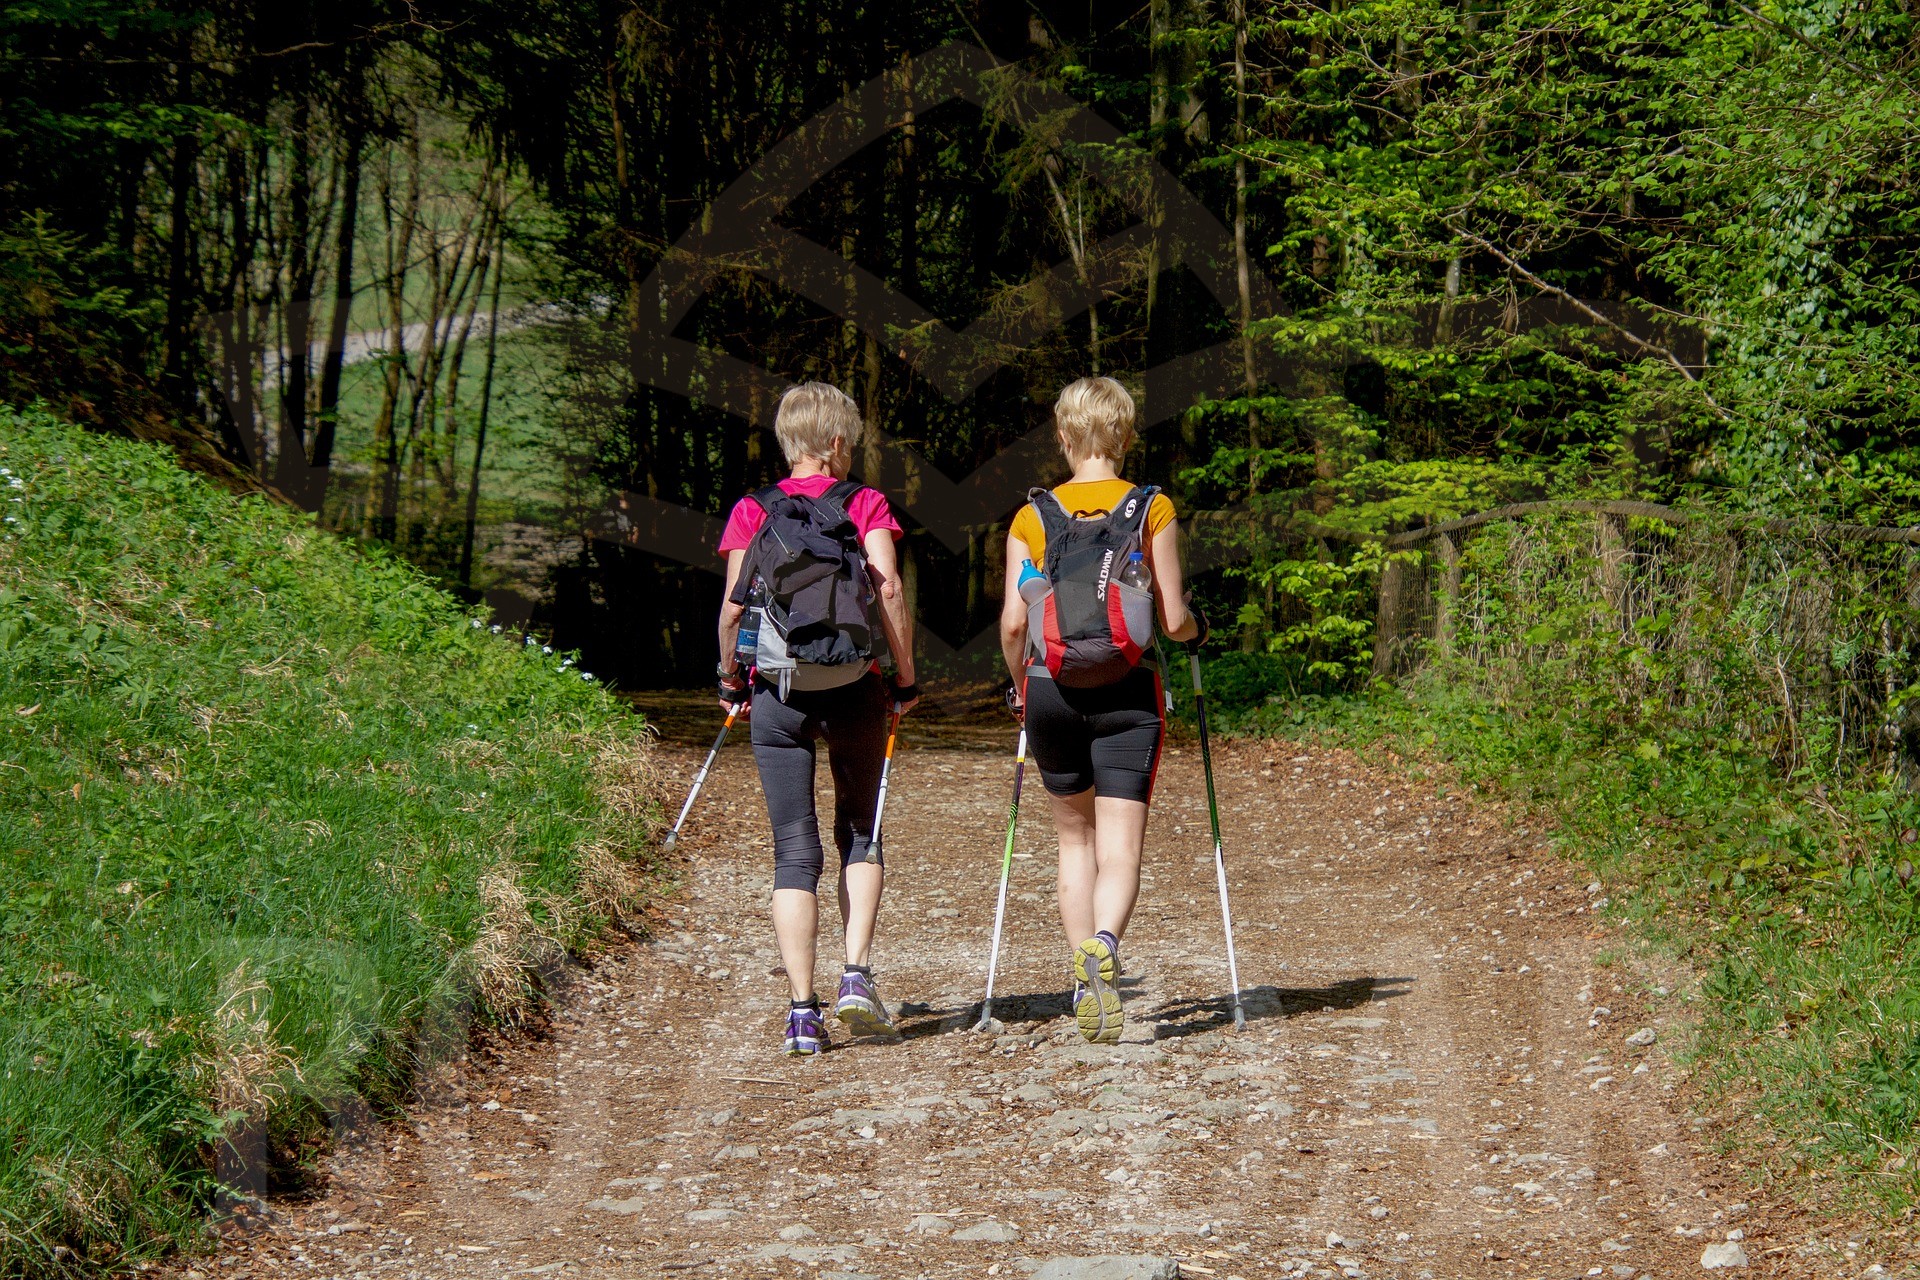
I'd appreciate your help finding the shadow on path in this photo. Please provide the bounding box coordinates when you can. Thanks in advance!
[888,974,1412,1041]
[1147,974,1414,1037]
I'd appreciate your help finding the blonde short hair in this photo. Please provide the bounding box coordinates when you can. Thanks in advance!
[1053,376,1136,464]
[774,382,863,465]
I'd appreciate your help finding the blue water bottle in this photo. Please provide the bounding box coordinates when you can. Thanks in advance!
[736,576,766,665]
[1017,558,1050,605]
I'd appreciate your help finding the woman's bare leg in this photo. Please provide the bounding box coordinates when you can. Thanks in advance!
[1091,795,1149,941]
[771,887,819,1002]
[1050,788,1099,946]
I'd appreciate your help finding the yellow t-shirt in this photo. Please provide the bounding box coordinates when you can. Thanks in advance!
[1009,480,1176,566]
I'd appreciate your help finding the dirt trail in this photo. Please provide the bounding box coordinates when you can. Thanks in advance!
[212,700,1839,1280]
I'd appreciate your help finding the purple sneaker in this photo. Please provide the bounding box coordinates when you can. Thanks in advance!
[833,970,896,1038]
[783,1003,826,1056]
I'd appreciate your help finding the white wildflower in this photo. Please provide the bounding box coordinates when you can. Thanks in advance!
[490,624,503,634]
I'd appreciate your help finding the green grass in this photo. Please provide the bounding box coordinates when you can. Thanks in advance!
[0,404,660,1276]
[1223,672,1920,1216]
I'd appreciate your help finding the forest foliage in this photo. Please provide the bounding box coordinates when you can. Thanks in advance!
[5,0,1916,680]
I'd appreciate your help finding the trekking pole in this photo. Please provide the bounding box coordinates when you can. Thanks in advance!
[974,726,1028,1031]
[866,708,904,861]
[1188,648,1248,1031]
[663,701,742,849]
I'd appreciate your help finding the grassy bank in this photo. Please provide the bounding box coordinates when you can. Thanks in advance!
[1215,669,1920,1216]
[0,405,659,1275]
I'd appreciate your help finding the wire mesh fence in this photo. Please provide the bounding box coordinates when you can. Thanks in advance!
[1371,502,1920,780]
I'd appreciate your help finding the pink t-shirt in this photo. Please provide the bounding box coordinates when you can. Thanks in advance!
[716,475,903,556]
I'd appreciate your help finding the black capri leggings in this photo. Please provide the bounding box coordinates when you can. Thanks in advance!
[750,670,889,893]
[1024,666,1165,804]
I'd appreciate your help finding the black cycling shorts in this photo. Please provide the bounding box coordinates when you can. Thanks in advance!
[1023,666,1165,803]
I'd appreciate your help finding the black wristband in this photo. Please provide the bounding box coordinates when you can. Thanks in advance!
[1185,607,1211,650]
[889,677,921,704]
[718,671,750,705]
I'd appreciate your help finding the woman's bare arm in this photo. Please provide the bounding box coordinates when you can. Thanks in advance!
[1000,533,1032,686]
[718,549,747,669]
[1148,518,1199,643]
[864,530,919,710]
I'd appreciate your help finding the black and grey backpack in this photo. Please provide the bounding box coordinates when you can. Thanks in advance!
[731,480,885,695]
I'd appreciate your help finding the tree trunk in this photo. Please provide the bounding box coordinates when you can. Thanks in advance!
[367,133,420,541]
[862,329,886,487]
[460,233,507,588]
[1597,511,1630,629]
[1373,552,1406,679]
[278,97,315,493]
[1436,244,1461,344]
[898,51,918,291]
[1147,0,1171,325]
[163,124,198,405]
[1433,532,1462,657]
[1232,0,1259,493]
[313,120,364,494]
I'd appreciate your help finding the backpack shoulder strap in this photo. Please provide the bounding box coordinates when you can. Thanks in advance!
[749,483,788,515]
[1027,486,1074,531]
[823,478,865,505]
[817,479,866,523]
[1027,487,1077,575]
[797,479,866,552]
[1106,484,1160,536]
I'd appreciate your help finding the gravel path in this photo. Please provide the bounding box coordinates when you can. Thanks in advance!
[206,705,1845,1280]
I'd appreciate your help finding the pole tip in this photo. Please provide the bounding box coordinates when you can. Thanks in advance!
[661,832,678,849]
[1232,1007,1248,1031]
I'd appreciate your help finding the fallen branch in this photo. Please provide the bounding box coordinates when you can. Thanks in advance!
[1450,225,1731,420]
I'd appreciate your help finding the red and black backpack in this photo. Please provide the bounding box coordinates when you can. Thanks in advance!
[1025,484,1159,687]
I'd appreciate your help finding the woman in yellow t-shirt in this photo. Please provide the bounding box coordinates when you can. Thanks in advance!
[998,376,1207,1044]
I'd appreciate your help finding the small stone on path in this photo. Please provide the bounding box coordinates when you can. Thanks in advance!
[1625,1028,1657,1047]
[584,1197,645,1215]
[952,1219,1020,1243]
[1700,1241,1749,1269]
[1028,1257,1179,1280]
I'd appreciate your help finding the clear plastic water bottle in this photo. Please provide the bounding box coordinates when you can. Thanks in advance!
[1017,558,1050,605]
[736,575,767,664]
[1117,550,1152,593]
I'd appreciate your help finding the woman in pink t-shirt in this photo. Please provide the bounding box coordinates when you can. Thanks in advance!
[715,382,920,1056]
